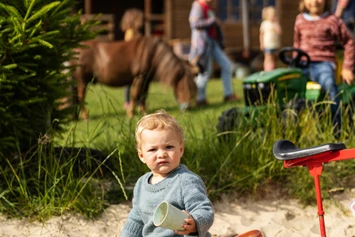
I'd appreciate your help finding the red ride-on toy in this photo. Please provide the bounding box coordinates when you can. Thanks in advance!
[273,139,355,237]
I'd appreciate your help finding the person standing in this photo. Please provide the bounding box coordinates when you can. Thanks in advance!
[259,6,282,71]
[189,0,240,106]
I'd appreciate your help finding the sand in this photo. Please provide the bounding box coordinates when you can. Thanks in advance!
[1,191,354,237]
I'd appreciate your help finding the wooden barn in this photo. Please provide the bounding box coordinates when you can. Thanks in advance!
[76,0,300,52]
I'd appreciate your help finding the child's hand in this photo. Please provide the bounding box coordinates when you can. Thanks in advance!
[341,68,354,85]
[174,210,197,235]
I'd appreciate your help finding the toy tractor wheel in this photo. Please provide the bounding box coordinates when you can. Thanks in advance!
[279,99,306,136]
[216,107,239,142]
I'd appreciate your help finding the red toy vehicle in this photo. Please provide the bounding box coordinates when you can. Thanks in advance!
[273,139,354,237]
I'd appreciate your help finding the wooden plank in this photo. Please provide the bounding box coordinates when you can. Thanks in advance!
[94,34,113,41]
[165,0,172,39]
[145,0,152,36]
[81,13,115,41]
[146,14,164,21]
[81,14,114,22]
[84,0,91,14]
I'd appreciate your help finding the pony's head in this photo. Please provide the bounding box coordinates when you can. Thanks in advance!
[174,60,197,110]
[151,38,197,110]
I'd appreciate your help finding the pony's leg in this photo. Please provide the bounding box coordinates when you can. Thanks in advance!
[127,78,139,118]
[127,100,135,118]
[74,65,89,120]
[138,104,147,115]
[128,75,148,117]
[137,75,150,115]
[77,82,89,120]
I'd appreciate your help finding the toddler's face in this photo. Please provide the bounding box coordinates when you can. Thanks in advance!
[304,0,326,16]
[138,128,184,180]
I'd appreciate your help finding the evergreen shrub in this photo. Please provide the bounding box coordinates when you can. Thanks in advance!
[0,0,97,155]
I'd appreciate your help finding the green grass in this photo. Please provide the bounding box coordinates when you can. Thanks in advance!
[1,77,355,221]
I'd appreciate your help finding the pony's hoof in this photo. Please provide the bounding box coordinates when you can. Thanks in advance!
[81,114,89,120]
[179,103,189,111]
[126,111,134,118]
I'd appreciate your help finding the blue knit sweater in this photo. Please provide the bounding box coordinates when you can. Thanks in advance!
[120,165,214,237]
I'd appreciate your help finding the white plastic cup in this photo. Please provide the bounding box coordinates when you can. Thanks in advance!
[153,201,188,231]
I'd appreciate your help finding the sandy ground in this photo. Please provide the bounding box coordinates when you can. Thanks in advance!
[1,191,354,237]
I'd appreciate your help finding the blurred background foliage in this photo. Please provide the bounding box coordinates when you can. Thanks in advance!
[0,0,97,156]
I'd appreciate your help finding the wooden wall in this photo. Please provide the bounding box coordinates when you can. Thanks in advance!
[166,0,300,51]
[76,0,145,40]
[78,0,300,50]
[166,0,192,39]
[277,0,299,47]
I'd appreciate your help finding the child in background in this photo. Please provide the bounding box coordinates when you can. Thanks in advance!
[259,6,281,71]
[294,0,354,135]
[120,110,214,237]
[120,9,144,109]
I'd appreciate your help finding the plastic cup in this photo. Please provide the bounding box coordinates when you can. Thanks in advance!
[153,201,188,231]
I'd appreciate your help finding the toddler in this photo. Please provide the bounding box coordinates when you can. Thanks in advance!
[260,6,282,71]
[120,110,214,236]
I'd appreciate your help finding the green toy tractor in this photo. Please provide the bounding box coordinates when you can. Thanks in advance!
[216,47,355,138]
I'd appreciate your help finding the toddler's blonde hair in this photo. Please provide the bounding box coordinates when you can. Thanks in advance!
[262,6,276,21]
[135,110,184,150]
[120,8,144,32]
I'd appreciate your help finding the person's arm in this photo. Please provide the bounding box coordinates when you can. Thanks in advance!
[120,181,144,237]
[335,0,350,18]
[259,21,265,51]
[293,16,301,49]
[189,2,216,30]
[338,17,355,84]
[176,174,214,237]
[275,21,282,35]
[259,31,264,51]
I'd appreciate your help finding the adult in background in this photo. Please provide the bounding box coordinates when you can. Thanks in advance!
[333,0,355,34]
[189,0,240,106]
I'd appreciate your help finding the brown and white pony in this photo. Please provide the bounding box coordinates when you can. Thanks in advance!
[70,36,197,118]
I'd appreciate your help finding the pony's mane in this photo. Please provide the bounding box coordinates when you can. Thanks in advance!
[132,36,186,87]
[152,38,186,86]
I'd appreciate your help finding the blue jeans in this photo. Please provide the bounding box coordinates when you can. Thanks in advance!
[196,39,233,101]
[302,61,341,128]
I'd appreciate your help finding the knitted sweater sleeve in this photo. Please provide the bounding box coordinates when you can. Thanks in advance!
[189,1,215,30]
[293,14,301,49]
[181,173,214,237]
[337,17,355,71]
[120,179,144,237]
